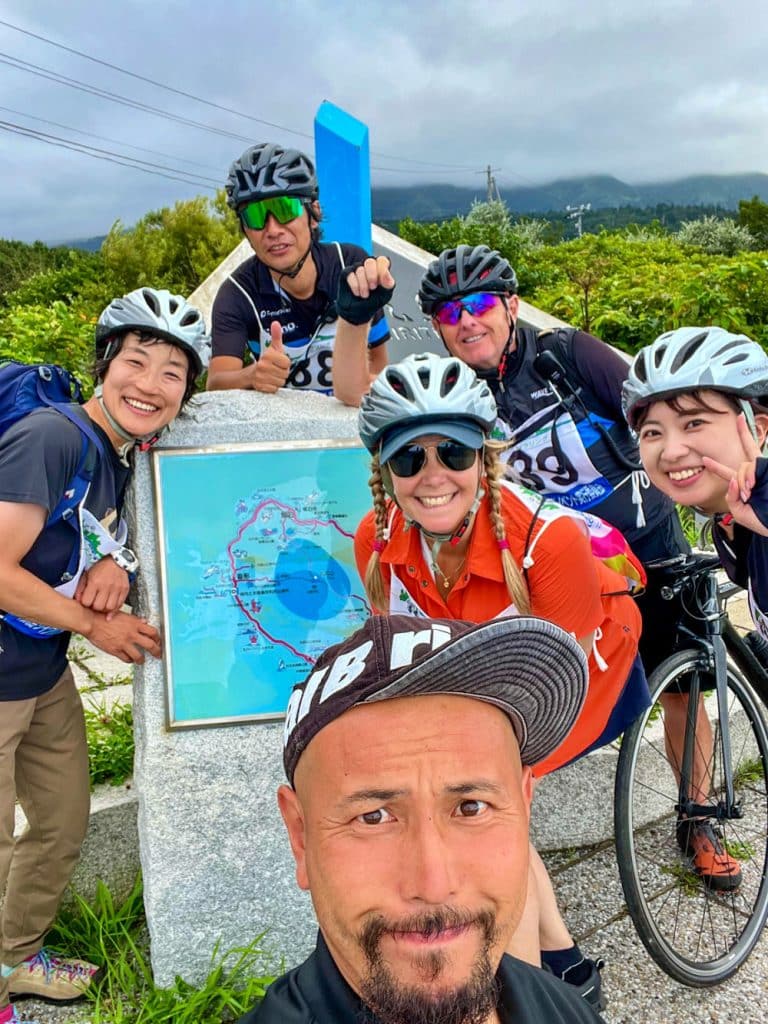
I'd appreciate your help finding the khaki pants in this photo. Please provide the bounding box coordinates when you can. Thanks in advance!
[0,666,89,1005]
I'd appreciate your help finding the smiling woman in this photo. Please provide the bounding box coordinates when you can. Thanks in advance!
[0,284,210,1016]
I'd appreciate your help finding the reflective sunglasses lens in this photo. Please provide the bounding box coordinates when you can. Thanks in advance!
[434,300,463,326]
[240,196,304,230]
[463,292,499,317]
[387,445,426,477]
[437,441,477,471]
[434,292,499,325]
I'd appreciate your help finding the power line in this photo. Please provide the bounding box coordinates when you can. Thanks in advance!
[0,104,223,174]
[0,17,314,141]
[0,52,256,145]
[0,120,219,190]
[0,17,481,173]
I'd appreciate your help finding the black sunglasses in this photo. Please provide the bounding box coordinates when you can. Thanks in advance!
[386,440,478,478]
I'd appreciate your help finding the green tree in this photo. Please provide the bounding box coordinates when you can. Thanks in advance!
[101,191,240,295]
[737,195,768,249]
[676,215,756,255]
[464,198,511,231]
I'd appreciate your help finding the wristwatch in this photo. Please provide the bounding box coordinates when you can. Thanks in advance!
[110,546,140,575]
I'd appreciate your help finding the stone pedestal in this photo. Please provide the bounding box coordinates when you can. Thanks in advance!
[131,389,360,985]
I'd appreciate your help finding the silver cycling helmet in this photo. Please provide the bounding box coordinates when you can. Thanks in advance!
[358,352,498,464]
[96,287,210,376]
[225,143,318,209]
[417,245,518,315]
[623,326,768,430]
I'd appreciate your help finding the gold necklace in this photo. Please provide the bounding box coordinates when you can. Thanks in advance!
[437,556,468,591]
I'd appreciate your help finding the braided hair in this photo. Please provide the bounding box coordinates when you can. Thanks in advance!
[362,441,531,615]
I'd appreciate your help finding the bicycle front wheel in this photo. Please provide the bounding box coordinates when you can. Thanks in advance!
[615,648,768,986]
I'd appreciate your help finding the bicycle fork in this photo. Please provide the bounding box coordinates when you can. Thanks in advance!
[676,583,742,824]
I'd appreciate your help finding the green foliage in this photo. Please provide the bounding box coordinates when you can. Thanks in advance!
[101,191,240,296]
[4,249,112,312]
[0,300,96,386]
[398,216,536,293]
[738,195,768,248]
[47,877,276,1023]
[84,701,136,789]
[0,239,85,302]
[676,215,756,255]
[464,198,511,231]
[522,232,768,354]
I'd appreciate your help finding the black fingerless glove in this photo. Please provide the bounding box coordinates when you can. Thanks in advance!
[336,263,395,325]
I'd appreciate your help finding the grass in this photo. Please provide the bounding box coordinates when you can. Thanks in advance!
[660,862,702,897]
[84,701,135,789]
[69,637,133,694]
[47,877,277,1023]
[733,754,766,787]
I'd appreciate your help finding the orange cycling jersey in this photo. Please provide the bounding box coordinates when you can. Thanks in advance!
[355,483,641,775]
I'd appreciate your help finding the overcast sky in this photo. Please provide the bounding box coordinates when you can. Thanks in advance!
[1,0,766,243]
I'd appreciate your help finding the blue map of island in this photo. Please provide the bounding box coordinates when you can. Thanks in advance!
[274,539,352,620]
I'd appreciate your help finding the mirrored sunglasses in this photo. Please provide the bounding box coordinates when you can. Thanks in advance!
[386,440,478,478]
[239,196,305,231]
[434,292,500,326]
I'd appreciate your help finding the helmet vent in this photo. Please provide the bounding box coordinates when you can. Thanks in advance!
[441,365,460,396]
[141,289,161,316]
[670,332,708,373]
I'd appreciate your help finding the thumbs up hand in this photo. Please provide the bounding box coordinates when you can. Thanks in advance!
[247,321,292,393]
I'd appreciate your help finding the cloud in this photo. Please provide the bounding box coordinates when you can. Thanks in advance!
[0,0,766,241]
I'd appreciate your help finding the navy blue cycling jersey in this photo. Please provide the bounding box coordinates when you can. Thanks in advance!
[713,457,768,641]
[484,325,678,550]
[211,240,389,394]
[0,409,129,700]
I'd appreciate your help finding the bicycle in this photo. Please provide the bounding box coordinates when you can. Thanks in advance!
[614,551,768,986]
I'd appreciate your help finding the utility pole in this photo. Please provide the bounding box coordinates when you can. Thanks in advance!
[476,165,502,203]
[566,203,591,238]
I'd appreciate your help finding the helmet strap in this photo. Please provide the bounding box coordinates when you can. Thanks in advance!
[94,385,167,454]
[495,305,517,380]
[404,486,485,584]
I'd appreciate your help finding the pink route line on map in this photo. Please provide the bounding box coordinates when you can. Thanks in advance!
[226,496,361,665]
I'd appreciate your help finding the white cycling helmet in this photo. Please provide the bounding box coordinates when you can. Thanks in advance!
[96,287,210,376]
[358,352,498,463]
[623,326,768,429]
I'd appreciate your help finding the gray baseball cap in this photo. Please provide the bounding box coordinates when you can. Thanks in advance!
[283,614,588,784]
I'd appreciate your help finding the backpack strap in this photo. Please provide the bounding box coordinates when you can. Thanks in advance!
[46,407,107,583]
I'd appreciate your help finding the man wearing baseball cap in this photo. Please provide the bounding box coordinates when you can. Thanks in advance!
[238,614,602,1023]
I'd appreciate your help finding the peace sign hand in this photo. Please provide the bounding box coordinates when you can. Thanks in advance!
[702,413,768,537]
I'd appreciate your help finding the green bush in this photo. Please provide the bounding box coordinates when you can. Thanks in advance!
[101,192,240,296]
[676,215,756,255]
[0,300,96,387]
[84,701,136,789]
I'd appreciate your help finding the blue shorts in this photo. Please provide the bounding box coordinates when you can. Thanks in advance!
[561,655,651,767]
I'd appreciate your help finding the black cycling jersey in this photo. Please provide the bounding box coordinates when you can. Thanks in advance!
[238,931,603,1023]
[211,240,389,394]
[713,457,768,642]
[485,325,676,549]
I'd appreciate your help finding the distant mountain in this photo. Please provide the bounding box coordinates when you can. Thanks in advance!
[50,235,106,251]
[371,173,768,221]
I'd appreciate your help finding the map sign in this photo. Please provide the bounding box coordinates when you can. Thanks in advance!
[152,441,373,727]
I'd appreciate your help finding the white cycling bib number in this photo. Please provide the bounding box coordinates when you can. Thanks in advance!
[500,406,614,511]
[285,326,338,393]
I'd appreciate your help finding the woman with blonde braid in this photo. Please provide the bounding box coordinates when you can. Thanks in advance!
[354,352,649,1012]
